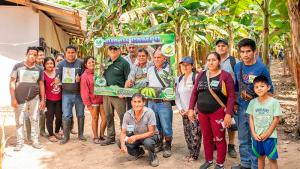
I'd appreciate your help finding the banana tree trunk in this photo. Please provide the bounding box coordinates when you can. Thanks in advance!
[175,20,183,64]
[262,0,270,69]
[287,0,300,136]
[228,24,234,56]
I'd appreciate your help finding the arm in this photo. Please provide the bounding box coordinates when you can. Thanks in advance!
[175,80,183,115]
[260,116,280,141]
[124,62,131,81]
[10,77,18,108]
[125,68,135,88]
[55,62,63,84]
[39,80,45,110]
[187,72,202,121]
[80,75,92,110]
[127,125,155,144]
[120,128,127,153]
[224,72,235,116]
[249,114,261,141]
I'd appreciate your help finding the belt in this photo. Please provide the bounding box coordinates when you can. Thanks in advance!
[148,99,170,103]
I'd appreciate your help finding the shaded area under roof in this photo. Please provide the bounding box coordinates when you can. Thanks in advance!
[4,0,87,37]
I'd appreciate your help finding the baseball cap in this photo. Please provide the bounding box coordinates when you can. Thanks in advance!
[179,56,194,64]
[216,39,228,46]
[108,44,121,48]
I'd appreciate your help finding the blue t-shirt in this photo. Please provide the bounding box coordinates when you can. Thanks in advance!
[234,60,274,109]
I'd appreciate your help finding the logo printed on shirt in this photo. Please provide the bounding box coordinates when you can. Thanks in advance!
[19,70,39,83]
[127,124,135,132]
[210,80,219,87]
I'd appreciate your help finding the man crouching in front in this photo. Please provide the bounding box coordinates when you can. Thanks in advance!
[120,93,159,167]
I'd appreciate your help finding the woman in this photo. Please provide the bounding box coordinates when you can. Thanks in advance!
[188,52,235,169]
[175,56,201,162]
[80,56,106,144]
[44,57,62,142]
[55,53,64,65]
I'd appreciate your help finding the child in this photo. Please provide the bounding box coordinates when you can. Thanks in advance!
[247,75,282,169]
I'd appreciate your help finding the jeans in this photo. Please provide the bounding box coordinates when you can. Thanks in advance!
[14,96,40,145]
[126,134,159,159]
[236,106,258,169]
[148,101,173,137]
[62,93,84,121]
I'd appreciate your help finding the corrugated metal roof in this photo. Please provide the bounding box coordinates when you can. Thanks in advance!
[5,0,87,37]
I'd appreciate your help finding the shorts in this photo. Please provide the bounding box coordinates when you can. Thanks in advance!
[252,138,278,160]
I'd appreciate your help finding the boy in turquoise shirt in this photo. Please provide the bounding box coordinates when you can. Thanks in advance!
[247,75,282,169]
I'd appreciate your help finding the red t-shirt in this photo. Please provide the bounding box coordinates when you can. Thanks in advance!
[44,72,62,101]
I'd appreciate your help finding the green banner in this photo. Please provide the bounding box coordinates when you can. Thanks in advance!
[94,34,176,100]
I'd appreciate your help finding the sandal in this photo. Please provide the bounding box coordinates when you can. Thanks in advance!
[183,155,191,161]
[93,138,101,144]
[188,157,196,162]
[48,136,58,142]
[99,135,107,141]
[54,133,62,140]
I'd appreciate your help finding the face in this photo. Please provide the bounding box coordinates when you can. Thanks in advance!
[131,96,145,112]
[180,63,193,74]
[108,46,121,59]
[206,54,220,71]
[65,48,76,62]
[36,51,45,64]
[85,58,95,70]
[128,45,137,57]
[153,50,166,68]
[239,46,255,63]
[137,52,148,65]
[45,60,55,71]
[216,42,229,56]
[254,82,270,97]
[26,49,38,64]
[55,55,64,64]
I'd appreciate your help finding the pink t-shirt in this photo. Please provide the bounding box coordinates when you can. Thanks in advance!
[44,72,62,101]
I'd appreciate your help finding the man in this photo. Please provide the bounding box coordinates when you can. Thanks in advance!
[147,48,173,158]
[232,39,273,169]
[124,44,138,69]
[35,47,48,137]
[10,46,45,151]
[215,39,238,158]
[125,48,151,110]
[120,93,159,167]
[101,44,131,146]
[55,45,86,144]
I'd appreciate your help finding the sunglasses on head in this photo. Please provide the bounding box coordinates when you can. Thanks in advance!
[109,46,118,51]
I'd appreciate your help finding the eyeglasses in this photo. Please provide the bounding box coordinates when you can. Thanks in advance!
[109,46,118,51]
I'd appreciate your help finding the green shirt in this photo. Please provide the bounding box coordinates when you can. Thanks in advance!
[246,97,282,138]
[104,56,130,87]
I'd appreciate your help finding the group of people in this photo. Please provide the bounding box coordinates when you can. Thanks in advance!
[10,38,282,169]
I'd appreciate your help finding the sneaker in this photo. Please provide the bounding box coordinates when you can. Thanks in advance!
[32,143,43,149]
[231,164,251,169]
[13,144,24,151]
[127,149,145,161]
[150,156,159,167]
[228,144,237,158]
[215,164,224,169]
[200,161,213,169]
[100,138,115,146]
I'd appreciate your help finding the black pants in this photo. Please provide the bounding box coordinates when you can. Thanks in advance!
[126,134,159,159]
[46,100,62,136]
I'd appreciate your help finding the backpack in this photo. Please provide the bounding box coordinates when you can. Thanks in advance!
[178,71,196,85]
[228,56,236,71]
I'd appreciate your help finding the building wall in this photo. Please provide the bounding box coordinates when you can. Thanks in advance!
[39,11,69,53]
[0,6,39,107]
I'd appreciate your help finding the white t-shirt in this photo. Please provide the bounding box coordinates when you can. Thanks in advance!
[147,65,170,88]
[175,73,197,111]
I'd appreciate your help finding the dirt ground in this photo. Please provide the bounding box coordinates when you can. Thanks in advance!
[1,60,300,169]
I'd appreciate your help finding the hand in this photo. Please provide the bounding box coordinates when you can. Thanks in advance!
[179,109,187,116]
[253,133,262,141]
[118,95,125,99]
[39,100,45,111]
[11,98,18,108]
[125,80,133,88]
[234,104,238,113]
[54,77,61,85]
[76,74,80,83]
[120,144,128,153]
[223,114,232,128]
[127,135,137,144]
[87,105,93,112]
[259,132,271,141]
[187,109,195,121]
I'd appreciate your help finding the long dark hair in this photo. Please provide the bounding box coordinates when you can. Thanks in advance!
[83,56,95,69]
[43,57,55,70]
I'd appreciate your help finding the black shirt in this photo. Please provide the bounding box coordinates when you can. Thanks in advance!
[196,73,227,114]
